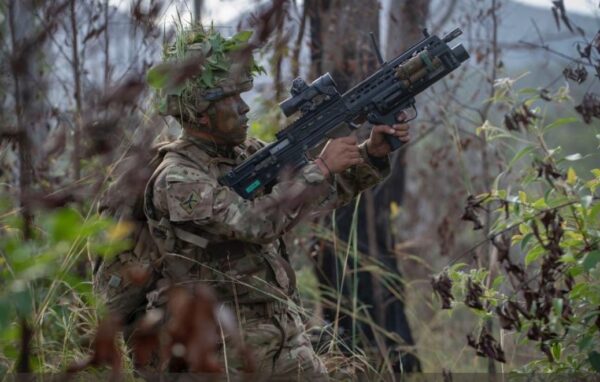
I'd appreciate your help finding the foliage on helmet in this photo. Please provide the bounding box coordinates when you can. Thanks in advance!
[146,25,265,119]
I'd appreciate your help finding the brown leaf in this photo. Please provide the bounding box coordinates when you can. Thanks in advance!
[464,278,484,310]
[563,64,588,83]
[495,302,521,330]
[540,342,554,362]
[461,194,487,230]
[575,92,600,124]
[468,327,506,363]
[492,234,511,264]
[67,315,122,375]
[165,285,224,373]
[124,264,152,286]
[432,270,454,309]
[527,323,541,340]
[131,309,163,369]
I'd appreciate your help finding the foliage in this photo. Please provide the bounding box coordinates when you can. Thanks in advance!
[147,25,265,94]
[0,199,127,373]
[436,77,600,372]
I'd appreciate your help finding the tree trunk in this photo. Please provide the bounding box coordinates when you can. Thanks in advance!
[70,0,82,181]
[8,0,36,240]
[307,0,422,373]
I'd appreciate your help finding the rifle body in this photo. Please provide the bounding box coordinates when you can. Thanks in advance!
[220,28,469,199]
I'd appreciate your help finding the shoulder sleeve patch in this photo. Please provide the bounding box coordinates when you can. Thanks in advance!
[165,181,214,222]
[163,165,216,222]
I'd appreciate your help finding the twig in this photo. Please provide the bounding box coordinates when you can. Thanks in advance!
[518,40,595,67]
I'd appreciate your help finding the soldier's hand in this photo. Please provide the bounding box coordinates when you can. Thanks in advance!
[365,113,410,158]
[316,135,363,177]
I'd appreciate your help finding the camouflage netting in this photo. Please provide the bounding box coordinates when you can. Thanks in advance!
[146,25,264,121]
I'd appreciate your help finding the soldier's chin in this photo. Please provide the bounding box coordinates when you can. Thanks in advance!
[226,131,247,146]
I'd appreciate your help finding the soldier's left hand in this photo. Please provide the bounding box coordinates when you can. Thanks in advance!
[365,113,410,158]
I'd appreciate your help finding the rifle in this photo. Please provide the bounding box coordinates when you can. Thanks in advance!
[220,28,469,199]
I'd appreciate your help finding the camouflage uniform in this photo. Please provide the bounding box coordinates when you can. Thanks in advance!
[144,130,390,378]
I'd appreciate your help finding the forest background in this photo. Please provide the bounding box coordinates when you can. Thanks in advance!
[1,0,599,377]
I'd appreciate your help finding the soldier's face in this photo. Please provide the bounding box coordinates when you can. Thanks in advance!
[210,93,250,145]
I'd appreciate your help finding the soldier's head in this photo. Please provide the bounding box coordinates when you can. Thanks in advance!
[149,25,263,145]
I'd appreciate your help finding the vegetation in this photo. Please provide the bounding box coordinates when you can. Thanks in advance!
[0,0,599,378]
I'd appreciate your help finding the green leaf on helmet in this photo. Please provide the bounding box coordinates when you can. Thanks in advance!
[201,69,215,88]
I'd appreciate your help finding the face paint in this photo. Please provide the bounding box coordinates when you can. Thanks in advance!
[208,93,250,146]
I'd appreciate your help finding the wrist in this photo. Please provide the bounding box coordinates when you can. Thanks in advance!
[365,139,385,158]
[359,142,389,170]
[315,157,332,181]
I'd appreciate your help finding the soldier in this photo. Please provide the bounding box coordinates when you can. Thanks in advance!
[143,26,410,378]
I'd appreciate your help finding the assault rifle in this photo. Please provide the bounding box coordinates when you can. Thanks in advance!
[220,28,469,199]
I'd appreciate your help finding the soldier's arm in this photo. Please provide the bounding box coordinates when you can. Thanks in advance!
[330,141,390,207]
[328,120,410,207]
[153,162,336,244]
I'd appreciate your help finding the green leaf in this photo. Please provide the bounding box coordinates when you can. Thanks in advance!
[582,250,600,272]
[232,30,252,43]
[521,233,534,250]
[570,282,589,299]
[551,342,562,362]
[200,69,214,88]
[519,191,528,203]
[578,334,594,351]
[559,252,576,264]
[449,263,467,274]
[525,246,545,267]
[518,87,539,95]
[146,63,171,89]
[532,197,547,209]
[492,275,504,289]
[47,208,83,243]
[588,202,600,222]
[553,298,563,316]
[568,264,584,277]
[543,117,578,132]
[588,351,600,372]
[508,145,535,168]
[567,167,577,185]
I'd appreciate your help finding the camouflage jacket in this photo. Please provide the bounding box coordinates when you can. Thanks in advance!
[144,132,390,306]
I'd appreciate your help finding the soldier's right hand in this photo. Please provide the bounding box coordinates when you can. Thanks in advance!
[316,135,364,177]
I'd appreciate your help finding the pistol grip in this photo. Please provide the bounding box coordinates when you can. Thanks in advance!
[367,112,405,151]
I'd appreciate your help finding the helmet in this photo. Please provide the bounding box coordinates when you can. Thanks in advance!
[147,25,263,121]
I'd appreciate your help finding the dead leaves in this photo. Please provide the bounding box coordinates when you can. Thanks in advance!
[461,194,489,231]
[563,64,588,84]
[67,283,254,376]
[504,104,537,131]
[575,92,600,124]
[467,327,506,363]
[431,270,454,309]
[67,315,123,376]
[464,278,484,310]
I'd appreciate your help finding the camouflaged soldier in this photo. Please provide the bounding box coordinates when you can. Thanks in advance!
[143,26,411,378]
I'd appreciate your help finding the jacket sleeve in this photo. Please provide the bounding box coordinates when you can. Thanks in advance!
[328,141,391,208]
[152,161,337,244]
